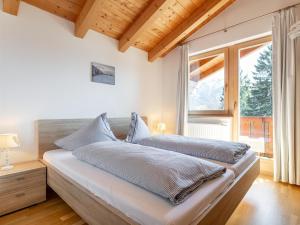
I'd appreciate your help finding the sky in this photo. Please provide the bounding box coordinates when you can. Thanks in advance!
[239,43,272,81]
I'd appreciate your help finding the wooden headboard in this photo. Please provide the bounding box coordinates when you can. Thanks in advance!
[37,117,147,159]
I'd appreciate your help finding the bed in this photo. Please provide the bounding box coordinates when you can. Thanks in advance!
[37,118,260,225]
[206,150,257,177]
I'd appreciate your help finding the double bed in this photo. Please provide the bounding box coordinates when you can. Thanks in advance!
[37,118,260,225]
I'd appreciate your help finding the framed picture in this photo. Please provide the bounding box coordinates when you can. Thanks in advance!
[91,62,115,85]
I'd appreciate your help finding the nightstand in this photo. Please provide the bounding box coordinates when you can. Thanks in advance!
[0,161,46,216]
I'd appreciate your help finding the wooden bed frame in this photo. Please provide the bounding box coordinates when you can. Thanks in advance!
[37,118,260,225]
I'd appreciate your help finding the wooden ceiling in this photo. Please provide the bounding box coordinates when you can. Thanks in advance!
[2,0,236,61]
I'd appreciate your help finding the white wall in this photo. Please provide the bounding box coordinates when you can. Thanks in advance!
[188,0,300,54]
[0,2,163,164]
[161,48,180,134]
[162,0,300,133]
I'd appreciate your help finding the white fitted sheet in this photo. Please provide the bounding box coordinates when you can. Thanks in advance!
[206,150,257,177]
[44,150,235,225]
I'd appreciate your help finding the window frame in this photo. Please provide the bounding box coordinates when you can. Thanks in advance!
[188,35,272,142]
[188,48,230,116]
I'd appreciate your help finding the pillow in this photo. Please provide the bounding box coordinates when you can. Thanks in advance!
[126,112,150,143]
[55,113,117,151]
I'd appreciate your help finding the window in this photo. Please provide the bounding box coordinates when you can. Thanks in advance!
[189,48,229,115]
[188,36,273,158]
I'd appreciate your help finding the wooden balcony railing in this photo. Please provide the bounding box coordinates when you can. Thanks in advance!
[240,117,273,157]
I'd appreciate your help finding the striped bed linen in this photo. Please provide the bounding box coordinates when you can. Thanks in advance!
[137,135,250,164]
[72,141,226,205]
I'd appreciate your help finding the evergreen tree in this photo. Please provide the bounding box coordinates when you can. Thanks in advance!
[240,45,273,116]
[240,70,252,116]
[251,45,272,116]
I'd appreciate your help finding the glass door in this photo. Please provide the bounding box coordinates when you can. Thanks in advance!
[238,40,273,158]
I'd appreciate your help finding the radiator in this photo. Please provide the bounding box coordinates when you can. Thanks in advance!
[187,122,232,141]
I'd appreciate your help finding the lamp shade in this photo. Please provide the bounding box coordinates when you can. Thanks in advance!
[0,134,20,150]
[157,123,166,132]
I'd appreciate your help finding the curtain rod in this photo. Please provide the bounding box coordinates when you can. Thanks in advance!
[183,2,300,44]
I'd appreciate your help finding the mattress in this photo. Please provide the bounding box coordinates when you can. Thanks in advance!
[44,150,235,225]
[206,150,257,177]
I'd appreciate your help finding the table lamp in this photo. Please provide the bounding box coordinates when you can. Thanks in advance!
[0,134,20,170]
[157,122,166,134]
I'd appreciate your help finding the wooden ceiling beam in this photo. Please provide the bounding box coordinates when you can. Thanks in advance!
[3,0,20,16]
[148,0,235,62]
[75,0,101,38]
[118,0,170,52]
[240,45,261,58]
[200,61,225,79]
[190,57,216,73]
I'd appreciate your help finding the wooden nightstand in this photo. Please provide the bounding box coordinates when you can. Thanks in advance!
[0,161,46,216]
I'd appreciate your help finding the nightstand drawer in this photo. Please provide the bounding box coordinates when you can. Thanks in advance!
[0,161,46,216]
[0,185,46,216]
[0,169,46,194]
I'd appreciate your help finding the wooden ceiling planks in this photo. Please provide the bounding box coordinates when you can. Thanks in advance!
[133,0,191,51]
[92,0,151,40]
[3,0,20,15]
[148,0,236,61]
[22,0,83,21]
[2,0,236,61]
[118,0,171,52]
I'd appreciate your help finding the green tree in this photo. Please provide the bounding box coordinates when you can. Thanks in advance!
[240,45,273,116]
[240,70,252,116]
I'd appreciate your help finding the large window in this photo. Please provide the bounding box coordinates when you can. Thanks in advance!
[189,49,229,115]
[188,36,273,158]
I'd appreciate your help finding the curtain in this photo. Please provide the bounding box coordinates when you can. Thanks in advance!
[176,44,189,135]
[273,7,300,185]
[289,21,300,39]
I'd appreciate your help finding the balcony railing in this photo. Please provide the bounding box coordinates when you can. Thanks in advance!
[240,117,273,157]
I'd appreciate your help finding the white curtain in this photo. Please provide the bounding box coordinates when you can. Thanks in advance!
[273,6,300,185]
[176,44,189,135]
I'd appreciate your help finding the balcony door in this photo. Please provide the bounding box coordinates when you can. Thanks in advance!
[237,38,273,158]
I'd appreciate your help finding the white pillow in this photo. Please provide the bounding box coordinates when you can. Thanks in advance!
[126,112,150,143]
[55,113,117,151]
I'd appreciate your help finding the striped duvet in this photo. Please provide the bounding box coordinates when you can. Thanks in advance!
[137,135,250,164]
[73,141,225,205]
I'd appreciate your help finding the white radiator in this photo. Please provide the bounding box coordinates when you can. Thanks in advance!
[187,122,232,141]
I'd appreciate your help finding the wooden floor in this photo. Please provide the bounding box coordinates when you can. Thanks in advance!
[226,176,300,225]
[0,175,299,225]
[0,190,87,225]
[226,175,300,225]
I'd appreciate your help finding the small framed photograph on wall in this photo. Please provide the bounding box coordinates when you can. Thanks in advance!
[91,62,115,85]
